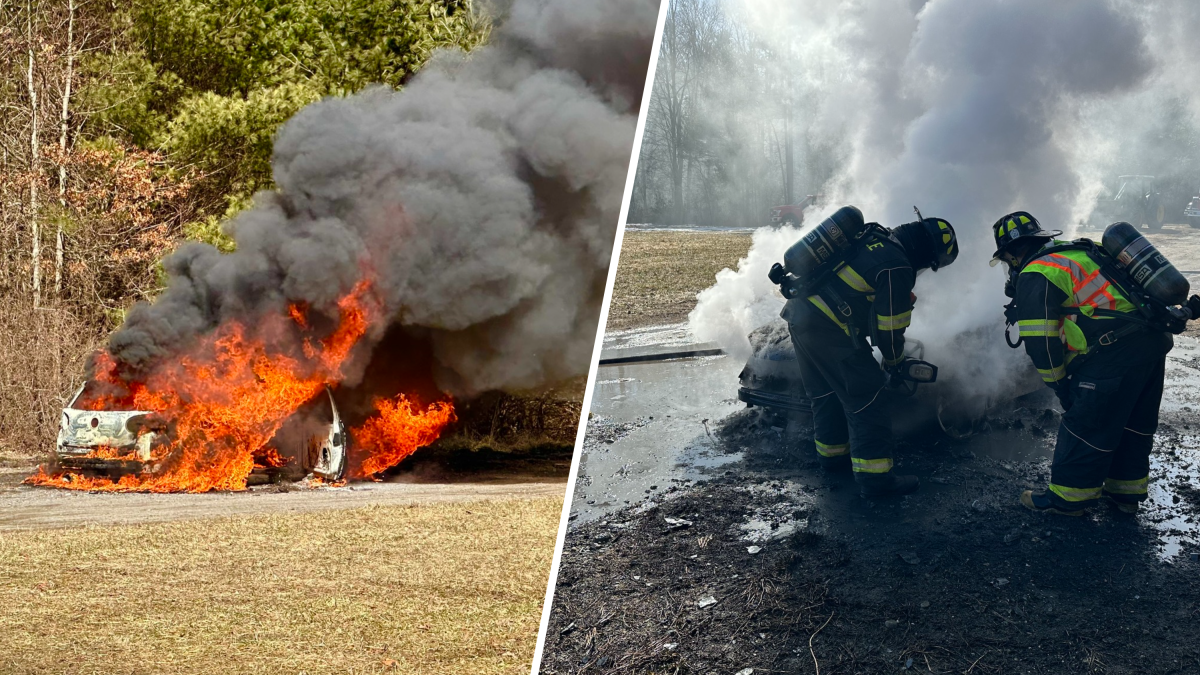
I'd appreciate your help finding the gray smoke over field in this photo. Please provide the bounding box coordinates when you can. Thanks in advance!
[691,0,1200,408]
[106,0,659,397]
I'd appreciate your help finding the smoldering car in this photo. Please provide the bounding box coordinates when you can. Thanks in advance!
[55,385,348,482]
[736,320,1044,437]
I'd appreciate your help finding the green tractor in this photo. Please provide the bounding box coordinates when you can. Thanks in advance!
[1091,175,1167,231]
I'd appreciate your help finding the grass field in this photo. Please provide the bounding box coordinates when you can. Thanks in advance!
[607,231,753,331]
[0,497,561,675]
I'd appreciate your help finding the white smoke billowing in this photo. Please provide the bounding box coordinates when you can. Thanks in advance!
[690,0,1199,405]
[106,0,659,397]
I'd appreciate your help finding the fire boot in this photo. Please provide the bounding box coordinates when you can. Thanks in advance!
[1101,490,1139,515]
[858,473,919,499]
[1020,490,1084,517]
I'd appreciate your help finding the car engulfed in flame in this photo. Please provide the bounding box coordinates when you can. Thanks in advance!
[54,384,348,482]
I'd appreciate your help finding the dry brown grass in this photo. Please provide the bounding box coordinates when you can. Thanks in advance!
[0,497,562,675]
[607,231,753,331]
[0,296,104,456]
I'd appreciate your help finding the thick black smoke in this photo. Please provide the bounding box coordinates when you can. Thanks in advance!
[106,0,659,397]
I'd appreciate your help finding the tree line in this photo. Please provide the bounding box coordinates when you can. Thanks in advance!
[629,0,845,228]
[0,0,488,455]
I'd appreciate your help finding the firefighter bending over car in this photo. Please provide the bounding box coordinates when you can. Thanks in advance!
[769,206,959,498]
[993,211,1200,516]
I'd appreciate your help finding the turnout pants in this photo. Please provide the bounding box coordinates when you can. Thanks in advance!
[1045,349,1166,510]
[787,317,895,488]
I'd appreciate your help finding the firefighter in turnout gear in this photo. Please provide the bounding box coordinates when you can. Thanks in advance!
[780,207,959,498]
[992,211,1173,516]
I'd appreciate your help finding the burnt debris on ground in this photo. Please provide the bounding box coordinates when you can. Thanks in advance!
[543,402,1200,674]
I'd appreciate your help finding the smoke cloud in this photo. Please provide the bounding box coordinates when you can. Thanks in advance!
[691,0,1199,408]
[106,0,659,398]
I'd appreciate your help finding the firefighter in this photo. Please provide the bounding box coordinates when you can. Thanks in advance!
[781,209,959,498]
[992,211,1172,516]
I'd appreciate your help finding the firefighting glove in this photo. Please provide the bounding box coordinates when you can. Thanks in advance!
[1187,295,1200,321]
[1003,301,1019,325]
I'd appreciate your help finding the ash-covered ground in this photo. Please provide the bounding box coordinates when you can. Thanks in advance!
[542,329,1200,674]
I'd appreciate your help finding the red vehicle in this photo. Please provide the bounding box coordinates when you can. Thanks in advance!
[1187,189,1200,229]
[769,194,821,227]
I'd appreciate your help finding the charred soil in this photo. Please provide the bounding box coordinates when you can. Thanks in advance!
[543,407,1200,674]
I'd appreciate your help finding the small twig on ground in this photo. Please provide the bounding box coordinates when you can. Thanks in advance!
[809,612,834,675]
[963,650,988,674]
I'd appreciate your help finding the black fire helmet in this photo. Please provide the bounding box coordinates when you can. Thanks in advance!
[892,217,959,272]
[990,211,1061,266]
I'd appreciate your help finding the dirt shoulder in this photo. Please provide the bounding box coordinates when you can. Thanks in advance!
[0,463,566,530]
[607,231,752,332]
[542,406,1200,674]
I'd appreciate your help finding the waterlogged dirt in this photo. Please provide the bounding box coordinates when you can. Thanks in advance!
[543,357,1200,674]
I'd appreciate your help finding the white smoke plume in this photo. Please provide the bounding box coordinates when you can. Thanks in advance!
[106,0,659,397]
[691,0,1199,405]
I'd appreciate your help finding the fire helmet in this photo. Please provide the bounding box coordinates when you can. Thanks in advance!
[990,211,1061,265]
[892,217,959,272]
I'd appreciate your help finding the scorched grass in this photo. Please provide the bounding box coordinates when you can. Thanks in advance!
[0,496,561,675]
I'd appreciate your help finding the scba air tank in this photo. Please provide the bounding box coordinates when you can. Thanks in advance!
[1101,221,1190,306]
[783,205,868,281]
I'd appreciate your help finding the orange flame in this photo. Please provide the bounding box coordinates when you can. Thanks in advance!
[25,278,454,493]
[349,395,456,478]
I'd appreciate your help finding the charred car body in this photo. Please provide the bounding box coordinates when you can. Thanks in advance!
[55,386,348,482]
[736,321,1045,439]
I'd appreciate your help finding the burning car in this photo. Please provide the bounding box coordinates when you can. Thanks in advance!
[54,384,348,483]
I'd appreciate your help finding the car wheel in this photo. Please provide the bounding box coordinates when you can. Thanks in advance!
[1189,218,1200,230]
[782,215,800,228]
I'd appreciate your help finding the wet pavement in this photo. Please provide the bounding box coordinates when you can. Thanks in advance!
[571,324,742,524]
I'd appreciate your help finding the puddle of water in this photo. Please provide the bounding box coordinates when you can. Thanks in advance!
[1145,430,1200,559]
[573,354,743,524]
[1163,336,1200,415]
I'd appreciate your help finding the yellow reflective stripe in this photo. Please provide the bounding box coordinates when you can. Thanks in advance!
[1019,215,1031,225]
[808,295,850,335]
[882,354,905,367]
[836,265,874,293]
[1037,365,1067,383]
[1049,483,1102,503]
[815,440,850,457]
[877,310,912,331]
[1018,319,1059,337]
[1104,477,1148,495]
[851,457,893,474]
